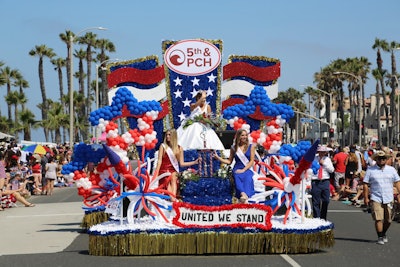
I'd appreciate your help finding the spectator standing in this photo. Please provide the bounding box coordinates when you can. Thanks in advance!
[311,145,335,220]
[40,152,50,195]
[345,147,359,188]
[332,146,348,196]
[44,157,58,195]
[363,150,400,245]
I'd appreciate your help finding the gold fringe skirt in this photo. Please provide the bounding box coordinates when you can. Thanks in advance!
[88,230,334,256]
[81,211,110,230]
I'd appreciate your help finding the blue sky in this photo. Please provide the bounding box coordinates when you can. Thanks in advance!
[1,0,399,141]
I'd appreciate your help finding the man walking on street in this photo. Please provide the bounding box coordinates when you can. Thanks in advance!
[311,145,335,220]
[363,150,400,245]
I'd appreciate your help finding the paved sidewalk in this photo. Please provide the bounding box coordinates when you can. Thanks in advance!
[0,194,83,255]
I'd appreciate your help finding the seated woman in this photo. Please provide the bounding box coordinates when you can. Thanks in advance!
[177,90,225,150]
[213,129,256,203]
[2,173,35,207]
[154,129,200,201]
[30,157,42,195]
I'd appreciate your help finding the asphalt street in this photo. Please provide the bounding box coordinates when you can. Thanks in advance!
[1,187,400,267]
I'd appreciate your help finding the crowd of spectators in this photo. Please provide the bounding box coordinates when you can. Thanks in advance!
[327,142,400,219]
[0,139,73,210]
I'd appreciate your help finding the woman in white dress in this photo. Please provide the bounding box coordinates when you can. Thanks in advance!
[177,91,225,151]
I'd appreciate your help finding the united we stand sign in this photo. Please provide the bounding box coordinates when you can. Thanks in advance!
[172,202,273,231]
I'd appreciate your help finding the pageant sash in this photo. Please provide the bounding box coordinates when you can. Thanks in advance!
[236,145,250,167]
[163,144,179,172]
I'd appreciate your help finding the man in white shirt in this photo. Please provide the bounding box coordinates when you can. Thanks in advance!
[311,145,335,220]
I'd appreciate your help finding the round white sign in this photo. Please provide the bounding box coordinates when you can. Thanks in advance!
[164,39,221,76]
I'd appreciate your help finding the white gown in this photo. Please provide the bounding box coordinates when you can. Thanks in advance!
[177,105,225,150]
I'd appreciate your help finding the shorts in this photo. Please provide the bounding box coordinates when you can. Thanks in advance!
[371,200,393,222]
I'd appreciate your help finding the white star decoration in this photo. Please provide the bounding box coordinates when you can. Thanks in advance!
[207,73,216,83]
[178,112,186,121]
[206,87,213,96]
[191,77,200,86]
[182,98,191,107]
[190,88,199,99]
[174,89,182,99]
[174,76,182,86]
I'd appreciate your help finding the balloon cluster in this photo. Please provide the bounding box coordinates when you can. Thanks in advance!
[223,86,294,121]
[61,143,106,177]
[221,86,295,155]
[227,117,250,132]
[279,140,312,163]
[62,86,163,208]
[249,116,286,154]
[89,87,162,126]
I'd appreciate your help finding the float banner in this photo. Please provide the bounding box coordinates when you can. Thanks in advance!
[172,202,272,231]
[162,39,223,129]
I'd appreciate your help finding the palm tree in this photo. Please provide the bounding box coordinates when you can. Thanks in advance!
[0,115,11,134]
[75,49,87,95]
[29,44,56,141]
[273,88,305,142]
[44,101,69,144]
[5,90,23,127]
[96,38,116,107]
[18,109,37,141]
[51,57,66,102]
[13,75,29,112]
[385,41,400,145]
[71,91,86,142]
[372,68,383,146]
[78,32,99,118]
[372,38,390,146]
[357,57,372,145]
[59,30,75,105]
[314,62,346,146]
[0,62,4,117]
[0,66,20,121]
[51,57,67,142]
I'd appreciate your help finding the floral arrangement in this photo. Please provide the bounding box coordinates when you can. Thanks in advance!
[180,168,200,182]
[215,165,232,179]
[183,113,226,131]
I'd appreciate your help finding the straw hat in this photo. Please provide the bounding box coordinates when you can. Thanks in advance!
[317,145,333,152]
[371,150,390,161]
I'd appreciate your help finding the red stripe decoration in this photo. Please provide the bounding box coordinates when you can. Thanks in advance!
[108,65,166,88]
[222,98,244,111]
[222,61,280,82]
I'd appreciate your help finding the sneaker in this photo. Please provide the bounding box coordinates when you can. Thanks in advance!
[376,237,385,245]
[383,236,388,243]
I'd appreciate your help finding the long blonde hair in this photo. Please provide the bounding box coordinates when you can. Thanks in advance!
[233,129,249,152]
[164,129,180,158]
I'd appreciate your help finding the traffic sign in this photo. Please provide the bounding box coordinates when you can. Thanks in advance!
[300,117,314,124]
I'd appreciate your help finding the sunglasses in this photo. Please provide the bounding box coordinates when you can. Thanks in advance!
[377,157,387,160]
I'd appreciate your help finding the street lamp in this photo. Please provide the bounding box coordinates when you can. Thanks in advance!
[300,85,333,128]
[333,71,363,146]
[95,58,120,111]
[69,26,107,146]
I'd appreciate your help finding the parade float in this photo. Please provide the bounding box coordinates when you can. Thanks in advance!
[62,39,334,256]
